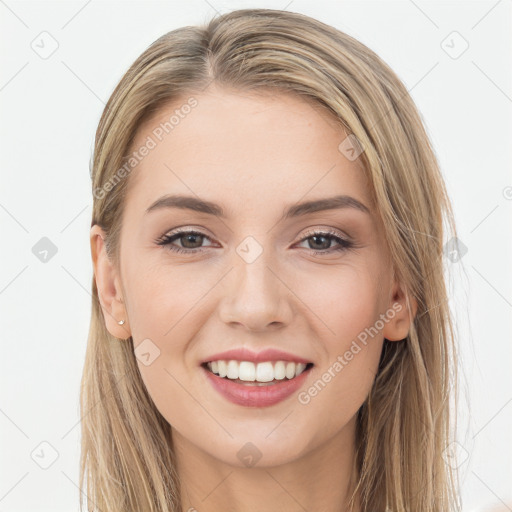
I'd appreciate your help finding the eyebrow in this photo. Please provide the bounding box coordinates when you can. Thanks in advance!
[145,194,371,219]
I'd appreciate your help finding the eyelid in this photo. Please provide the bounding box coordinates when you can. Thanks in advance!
[156,225,351,245]
[298,226,352,241]
[156,225,215,241]
[155,225,356,256]
[154,227,216,247]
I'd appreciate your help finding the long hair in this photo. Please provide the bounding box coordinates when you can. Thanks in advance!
[81,8,460,511]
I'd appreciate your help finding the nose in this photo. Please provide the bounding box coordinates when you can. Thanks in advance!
[217,251,294,332]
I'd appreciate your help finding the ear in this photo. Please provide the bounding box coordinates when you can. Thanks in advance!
[382,277,418,342]
[90,224,131,340]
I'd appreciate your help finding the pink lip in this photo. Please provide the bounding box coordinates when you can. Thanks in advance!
[200,347,312,365]
[202,364,313,407]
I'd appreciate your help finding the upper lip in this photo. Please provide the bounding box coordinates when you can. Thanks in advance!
[201,348,313,365]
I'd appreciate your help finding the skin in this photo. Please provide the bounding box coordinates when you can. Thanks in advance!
[91,86,417,512]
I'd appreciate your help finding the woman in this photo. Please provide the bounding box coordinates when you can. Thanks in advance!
[81,8,460,511]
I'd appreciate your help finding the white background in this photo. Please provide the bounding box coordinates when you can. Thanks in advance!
[1,1,511,510]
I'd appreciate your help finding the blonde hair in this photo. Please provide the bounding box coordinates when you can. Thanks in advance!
[82,8,460,511]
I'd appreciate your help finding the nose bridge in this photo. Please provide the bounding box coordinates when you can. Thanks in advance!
[218,235,292,330]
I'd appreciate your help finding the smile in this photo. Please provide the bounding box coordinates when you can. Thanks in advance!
[203,360,312,384]
[201,360,314,407]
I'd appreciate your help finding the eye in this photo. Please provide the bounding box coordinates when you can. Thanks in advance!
[154,229,214,254]
[155,228,355,256]
[295,229,354,255]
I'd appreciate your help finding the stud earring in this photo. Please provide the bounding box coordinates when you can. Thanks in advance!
[118,319,125,325]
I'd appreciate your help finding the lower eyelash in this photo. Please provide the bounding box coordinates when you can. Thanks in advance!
[155,230,353,255]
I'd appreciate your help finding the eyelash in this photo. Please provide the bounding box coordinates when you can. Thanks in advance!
[154,228,354,256]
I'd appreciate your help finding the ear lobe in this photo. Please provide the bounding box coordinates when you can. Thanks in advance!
[90,224,131,340]
[382,280,418,342]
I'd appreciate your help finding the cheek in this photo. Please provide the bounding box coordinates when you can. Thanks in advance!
[293,338,382,455]
[124,261,215,342]
[300,260,385,343]
[294,264,385,421]
[122,263,215,428]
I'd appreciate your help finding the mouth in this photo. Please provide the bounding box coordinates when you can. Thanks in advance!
[201,360,314,386]
[201,359,314,407]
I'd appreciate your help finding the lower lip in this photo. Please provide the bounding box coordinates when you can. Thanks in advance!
[202,364,313,407]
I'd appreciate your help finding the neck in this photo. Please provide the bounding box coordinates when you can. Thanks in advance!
[173,415,361,512]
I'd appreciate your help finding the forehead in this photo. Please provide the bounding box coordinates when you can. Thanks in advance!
[124,88,372,219]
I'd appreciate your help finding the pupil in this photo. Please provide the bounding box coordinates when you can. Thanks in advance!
[183,234,202,248]
[311,235,329,250]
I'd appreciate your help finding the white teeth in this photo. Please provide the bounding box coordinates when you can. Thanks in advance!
[205,360,310,382]
[285,361,296,379]
[239,361,256,381]
[274,361,286,380]
[295,363,306,377]
[256,362,274,382]
[217,360,227,378]
[226,360,239,379]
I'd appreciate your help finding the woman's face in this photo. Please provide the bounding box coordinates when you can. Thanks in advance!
[92,87,413,468]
